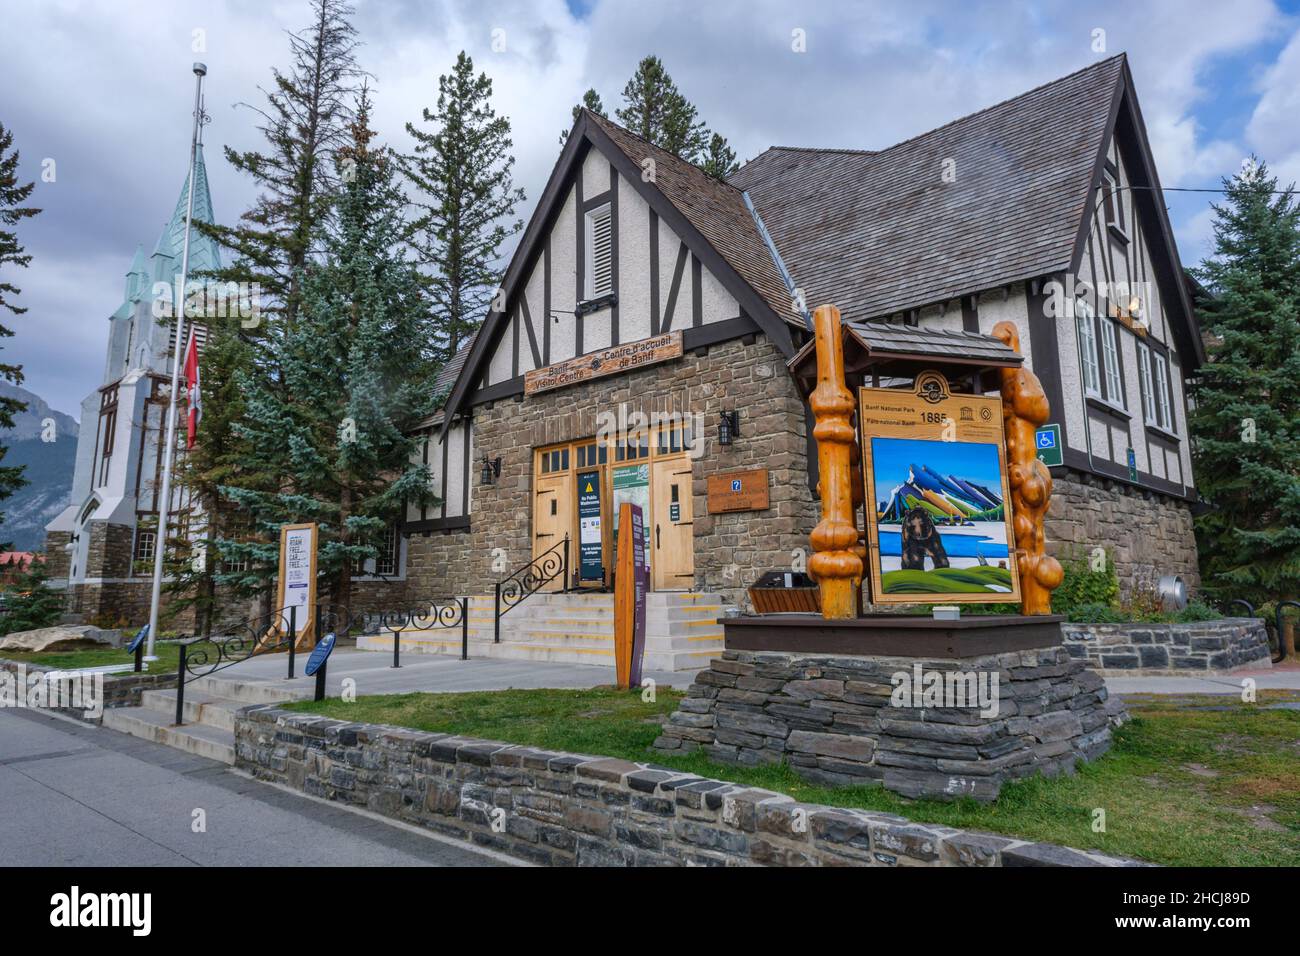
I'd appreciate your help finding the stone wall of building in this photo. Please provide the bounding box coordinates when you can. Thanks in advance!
[653,646,1124,802]
[41,531,72,581]
[1062,617,1273,674]
[1046,471,1200,596]
[235,704,1133,867]
[406,334,820,608]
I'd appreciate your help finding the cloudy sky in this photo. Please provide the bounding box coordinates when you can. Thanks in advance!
[2,0,1298,418]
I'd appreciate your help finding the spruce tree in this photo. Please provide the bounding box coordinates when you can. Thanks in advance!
[197,0,361,332]
[0,121,37,548]
[560,88,605,145]
[402,51,524,363]
[700,132,739,181]
[221,91,439,617]
[0,557,62,636]
[1190,157,1300,654]
[616,56,709,163]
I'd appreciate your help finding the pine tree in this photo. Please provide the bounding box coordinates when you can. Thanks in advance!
[0,121,37,548]
[1190,157,1300,652]
[700,132,739,181]
[560,88,605,145]
[402,51,524,364]
[221,91,439,617]
[0,557,62,636]
[616,56,709,163]
[197,0,361,332]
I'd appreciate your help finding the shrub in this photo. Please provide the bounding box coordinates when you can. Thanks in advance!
[1171,601,1222,623]
[1052,553,1120,618]
[1065,602,1129,624]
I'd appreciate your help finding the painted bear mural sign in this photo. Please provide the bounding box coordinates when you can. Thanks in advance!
[858,371,1021,605]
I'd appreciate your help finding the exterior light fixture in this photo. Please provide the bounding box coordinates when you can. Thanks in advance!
[719,410,739,446]
[480,454,502,486]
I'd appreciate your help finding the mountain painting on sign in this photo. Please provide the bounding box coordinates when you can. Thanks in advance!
[871,437,1014,596]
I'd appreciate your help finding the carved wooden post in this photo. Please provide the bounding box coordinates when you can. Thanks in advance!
[808,305,863,619]
[991,320,1064,615]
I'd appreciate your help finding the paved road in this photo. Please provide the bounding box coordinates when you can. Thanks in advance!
[0,708,506,867]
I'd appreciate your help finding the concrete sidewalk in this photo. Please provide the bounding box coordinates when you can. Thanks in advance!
[1106,662,1300,695]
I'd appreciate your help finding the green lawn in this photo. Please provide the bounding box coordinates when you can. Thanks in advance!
[285,686,1300,867]
[1,641,186,672]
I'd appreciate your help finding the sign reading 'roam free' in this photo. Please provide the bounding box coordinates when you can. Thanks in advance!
[524,332,683,395]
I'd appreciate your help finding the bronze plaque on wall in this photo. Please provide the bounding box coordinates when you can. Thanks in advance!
[706,469,770,514]
[524,331,683,395]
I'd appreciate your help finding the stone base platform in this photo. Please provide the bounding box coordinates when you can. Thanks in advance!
[652,642,1125,802]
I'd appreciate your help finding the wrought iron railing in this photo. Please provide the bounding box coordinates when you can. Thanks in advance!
[173,603,357,726]
[494,535,569,642]
[380,598,470,667]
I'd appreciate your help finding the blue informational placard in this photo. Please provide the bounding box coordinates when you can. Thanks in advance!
[126,624,150,654]
[305,631,336,677]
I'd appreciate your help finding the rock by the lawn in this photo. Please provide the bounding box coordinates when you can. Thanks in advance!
[0,625,121,653]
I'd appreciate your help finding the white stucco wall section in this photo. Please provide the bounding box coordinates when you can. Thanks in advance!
[619,179,653,343]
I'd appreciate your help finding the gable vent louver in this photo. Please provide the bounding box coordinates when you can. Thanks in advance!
[587,203,613,299]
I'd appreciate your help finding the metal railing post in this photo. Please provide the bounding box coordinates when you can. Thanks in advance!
[494,582,502,644]
[460,596,469,661]
[175,643,187,726]
[392,616,402,668]
[315,660,327,702]
[134,639,144,673]
[287,605,297,679]
[562,535,570,593]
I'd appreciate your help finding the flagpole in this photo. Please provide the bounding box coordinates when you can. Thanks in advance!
[146,62,207,660]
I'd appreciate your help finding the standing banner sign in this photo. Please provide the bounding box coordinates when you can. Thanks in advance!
[613,502,648,689]
[577,469,603,581]
[276,523,318,648]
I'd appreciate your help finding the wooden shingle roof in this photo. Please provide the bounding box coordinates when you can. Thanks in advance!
[729,56,1128,321]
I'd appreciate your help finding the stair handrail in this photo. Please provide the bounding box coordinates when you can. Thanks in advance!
[172,602,358,726]
[494,535,569,643]
[380,598,470,667]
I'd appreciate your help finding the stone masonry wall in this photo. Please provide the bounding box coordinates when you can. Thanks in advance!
[235,704,1133,867]
[0,658,177,725]
[405,334,820,608]
[1062,617,1273,674]
[1047,471,1200,597]
[653,646,1124,802]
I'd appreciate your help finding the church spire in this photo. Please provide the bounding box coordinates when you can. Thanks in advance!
[151,143,221,278]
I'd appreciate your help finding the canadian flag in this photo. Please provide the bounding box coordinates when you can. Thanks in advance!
[184,330,201,449]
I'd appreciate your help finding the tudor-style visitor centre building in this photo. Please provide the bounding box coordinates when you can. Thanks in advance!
[44,54,1205,654]
[397,53,1203,616]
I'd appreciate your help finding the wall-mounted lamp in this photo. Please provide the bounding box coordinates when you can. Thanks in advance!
[480,454,502,486]
[718,410,740,446]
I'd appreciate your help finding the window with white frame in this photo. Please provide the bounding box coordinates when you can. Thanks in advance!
[1137,343,1157,423]
[1153,351,1173,432]
[1075,299,1101,396]
[1099,319,1123,406]
[1102,168,1125,233]
[584,202,613,300]
[374,523,400,577]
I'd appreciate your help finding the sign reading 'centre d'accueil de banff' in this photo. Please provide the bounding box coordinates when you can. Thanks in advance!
[524,332,683,395]
[577,469,602,580]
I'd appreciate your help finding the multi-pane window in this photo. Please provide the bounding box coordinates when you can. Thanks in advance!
[584,203,613,300]
[1138,343,1157,424]
[575,443,608,468]
[375,524,399,577]
[1075,299,1101,396]
[133,529,156,563]
[539,447,570,474]
[1102,169,1125,233]
[1153,352,1173,432]
[614,432,650,462]
[1099,320,1123,406]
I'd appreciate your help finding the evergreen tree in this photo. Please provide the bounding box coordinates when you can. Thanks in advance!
[402,51,524,363]
[0,121,37,548]
[197,0,361,332]
[1190,157,1300,655]
[221,91,439,616]
[616,56,709,163]
[0,558,62,636]
[560,88,605,145]
[700,132,739,181]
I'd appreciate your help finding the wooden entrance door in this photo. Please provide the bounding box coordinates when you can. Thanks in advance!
[533,472,572,591]
[651,458,694,590]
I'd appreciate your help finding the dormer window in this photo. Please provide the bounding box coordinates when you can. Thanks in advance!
[584,202,613,300]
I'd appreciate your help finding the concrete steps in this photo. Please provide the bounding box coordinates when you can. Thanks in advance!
[101,674,302,766]
[357,591,727,671]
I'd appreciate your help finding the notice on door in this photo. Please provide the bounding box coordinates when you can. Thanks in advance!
[577,469,603,581]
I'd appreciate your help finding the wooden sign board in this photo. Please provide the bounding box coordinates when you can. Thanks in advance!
[858,370,1021,606]
[524,331,682,395]
[706,468,770,514]
[276,522,318,649]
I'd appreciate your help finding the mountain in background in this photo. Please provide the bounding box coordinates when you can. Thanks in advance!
[0,382,79,551]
